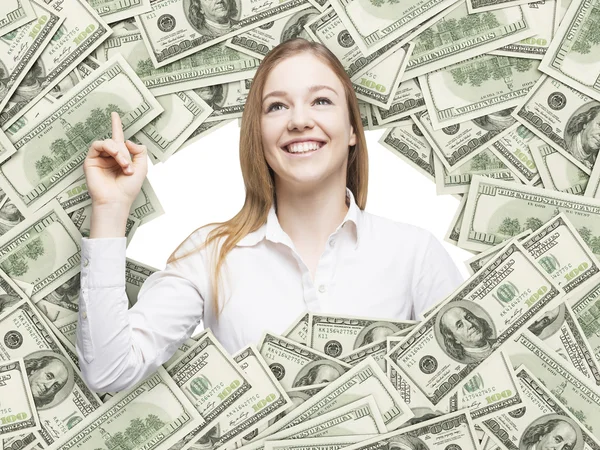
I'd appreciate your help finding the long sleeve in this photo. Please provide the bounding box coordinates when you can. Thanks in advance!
[411,231,465,319]
[76,235,206,393]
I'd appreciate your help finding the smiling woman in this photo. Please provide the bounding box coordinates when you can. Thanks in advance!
[76,38,464,393]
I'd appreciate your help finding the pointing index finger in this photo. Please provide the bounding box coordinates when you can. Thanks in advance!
[111,111,125,143]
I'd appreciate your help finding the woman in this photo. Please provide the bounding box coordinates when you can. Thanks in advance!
[77,38,463,393]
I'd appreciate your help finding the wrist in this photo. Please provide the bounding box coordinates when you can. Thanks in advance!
[89,203,132,239]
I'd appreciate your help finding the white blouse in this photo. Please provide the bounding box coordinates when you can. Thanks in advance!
[76,187,464,392]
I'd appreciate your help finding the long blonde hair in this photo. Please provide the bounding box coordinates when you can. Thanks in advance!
[166,37,369,320]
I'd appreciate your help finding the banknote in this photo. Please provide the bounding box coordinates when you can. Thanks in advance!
[530,141,590,194]
[307,313,416,357]
[527,300,600,384]
[373,79,426,124]
[343,410,479,450]
[387,240,563,406]
[0,199,83,302]
[538,0,600,104]
[282,312,309,345]
[458,175,600,258]
[432,147,519,196]
[0,128,16,165]
[489,0,556,59]
[378,118,435,182]
[584,148,600,198]
[480,364,600,450]
[0,0,36,35]
[465,229,533,275]
[420,54,542,129]
[252,358,413,439]
[88,0,152,23]
[553,0,573,31]
[326,0,461,55]
[135,0,312,68]
[257,332,352,390]
[238,396,387,450]
[95,30,261,96]
[412,108,517,172]
[444,192,468,248]
[0,0,64,113]
[0,54,163,214]
[134,89,213,161]
[199,81,248,122]
[44,366,205,450]
[489,123,542,185]
[520,212,600,293]
[401,2,535,81]
[0,189,25,239]
[566,273,600,366]
[340,340,389,371]
[263,435,375,450]
[512,74,600,174]
[0,358,40,439]
[504,330,600,437]
[467,0,533,13]
[366,102,410,130]
[0,0,113,131]
[0,298,103,447]
[163,338,199,370]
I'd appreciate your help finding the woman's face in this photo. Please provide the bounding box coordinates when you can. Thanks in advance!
[260,53,356,192]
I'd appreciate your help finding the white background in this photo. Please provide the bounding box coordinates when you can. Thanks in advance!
[126,119,474,283]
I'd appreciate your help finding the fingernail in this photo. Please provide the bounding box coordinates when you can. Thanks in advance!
[125,165,133,174]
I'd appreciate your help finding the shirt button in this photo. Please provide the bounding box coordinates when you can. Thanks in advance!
[83,258,89,267]
[329,238,336,247]
[318,284,326,293]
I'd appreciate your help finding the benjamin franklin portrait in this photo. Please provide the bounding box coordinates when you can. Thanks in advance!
[354,322,401,349]
[194,84,226,111]
[24,353,72,409]
[186,0,241,38]
[0,200,24,236]
[280,9,320,42]
[528,304,565,341]
[565,103,600,169]
[435,302,497,364]
[292,361,346,387]
[472,107,516,132]
[520,416,582,450]
[383,434,430,450]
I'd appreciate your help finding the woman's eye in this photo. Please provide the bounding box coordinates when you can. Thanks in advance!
[266,102,284,112]
[314,97,332,105]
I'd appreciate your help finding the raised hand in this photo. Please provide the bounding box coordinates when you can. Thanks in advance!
[83,112,148,209]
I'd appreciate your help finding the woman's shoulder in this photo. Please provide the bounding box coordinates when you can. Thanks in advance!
[172,223,223,260]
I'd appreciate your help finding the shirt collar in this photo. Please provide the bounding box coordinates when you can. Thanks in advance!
[236,187,361,250]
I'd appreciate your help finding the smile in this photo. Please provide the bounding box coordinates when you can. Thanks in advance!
[282,140,326,156]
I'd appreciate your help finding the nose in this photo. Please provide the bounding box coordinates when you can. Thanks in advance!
[287,105,314,131]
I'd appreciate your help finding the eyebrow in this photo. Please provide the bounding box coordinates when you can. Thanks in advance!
[262,84,338,103]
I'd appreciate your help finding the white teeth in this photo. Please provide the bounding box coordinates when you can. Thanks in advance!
[285,141,323,153]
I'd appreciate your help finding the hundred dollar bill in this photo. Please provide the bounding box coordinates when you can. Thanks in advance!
[283,312,309,345]
[420,54,542,130]
[0,54,163,215]
[163,338,198,370]
[489,123,543,186]
[0,199,82,302]
[481,364,600,450]
[0,190,25,238]
[539,0,600,104]
[0,1,36,36]
[433,147,519,196]
[96,31,261,96]
[184,345,292,450]
[465,229,533,275]
[504,330,600,437]
[528,300,600,383]
[308,313,416,357]
[402,2,536,81]
[0,0,113,130]
[0,357,40,439]
[458,175,600,258]
[584,148,600,198]
[444,192,468,248]
[257,332,352,390]
[45,366,205,450]
[530,142,589,195]
[135,0,313,68]
[252,357,413,440]
[344,410,479,450]
[0,130,17,168]
[326,0,461,56]
[412,108,517,172]
[199,81,247,122]
[0,298,103,447]
[366,102,410,130]
[226,7,320,60]
[467,0,532,12]
[566,273,600,365]
[89,0,152,23]
[373,79,426,124]
[512,74,599,174]
[263,435,375,450]
[125,257,159,307]
[387,240,563,406]
[134,89,213,162]
[520,212,600,293]
[553,0,572,31]
[489,0,556,59]
[340,340,389,372]
[378,118,436,182]
[238,396,387,450]
[0,0,64,112]
[2,433,41,450]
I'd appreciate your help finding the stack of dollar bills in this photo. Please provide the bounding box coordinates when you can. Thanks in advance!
[2,0,600,448]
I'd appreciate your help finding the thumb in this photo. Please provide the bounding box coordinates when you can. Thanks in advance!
[125,140,148,167]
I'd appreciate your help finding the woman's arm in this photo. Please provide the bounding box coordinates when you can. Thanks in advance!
[76,233,206,393]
